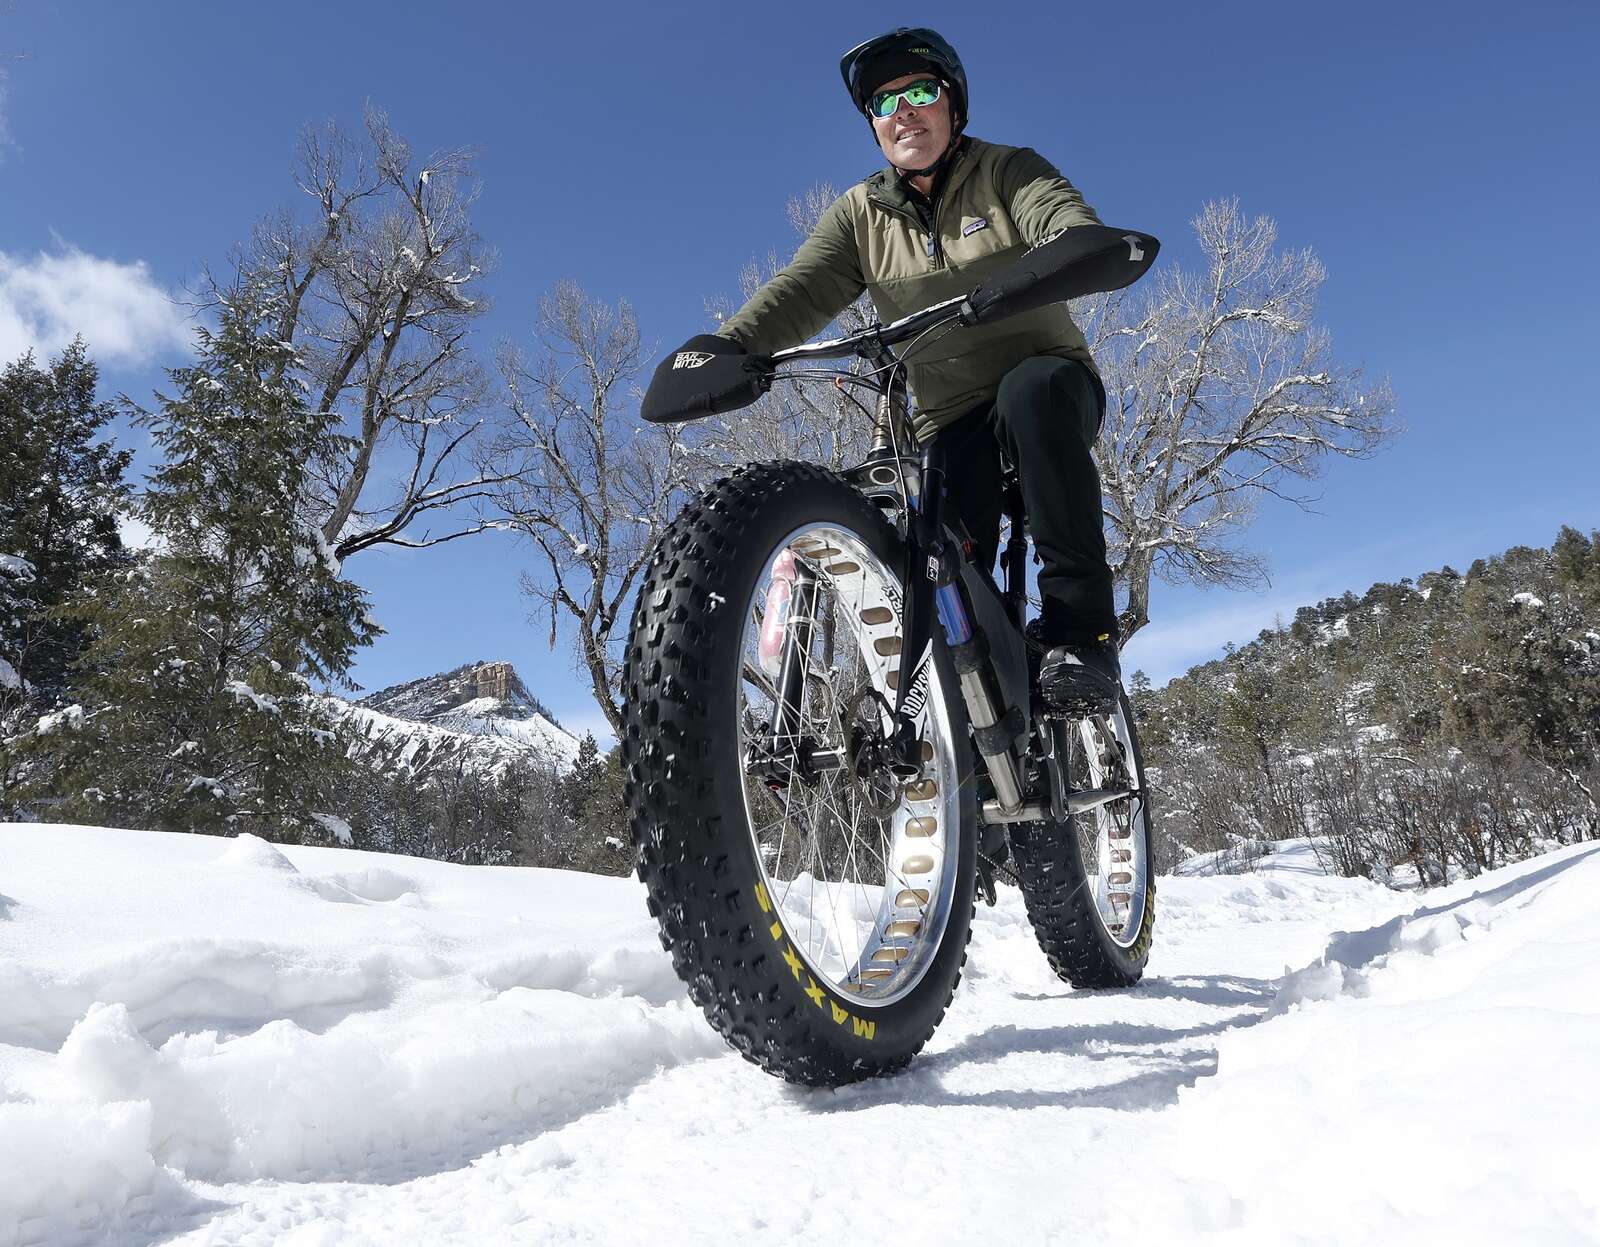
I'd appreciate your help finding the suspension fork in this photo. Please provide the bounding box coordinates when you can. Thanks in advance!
[769,562,819,757]
[893,442,944,722]
[763,341,905,777]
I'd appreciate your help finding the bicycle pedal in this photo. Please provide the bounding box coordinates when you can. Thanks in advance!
[1043,700,1112,721]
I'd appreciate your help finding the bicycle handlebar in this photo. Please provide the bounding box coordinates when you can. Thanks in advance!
[769,293,969,367]
[770,225,1161,370]
[642,225,1160,423]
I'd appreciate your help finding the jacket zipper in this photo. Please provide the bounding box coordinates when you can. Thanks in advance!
[875,196,941,268]
[871,145,968,272]
[912,195,944,269]
[927,146,968,271]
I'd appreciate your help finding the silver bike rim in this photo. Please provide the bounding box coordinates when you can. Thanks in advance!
[1074,702,1150,947]
[737,522,962,1009]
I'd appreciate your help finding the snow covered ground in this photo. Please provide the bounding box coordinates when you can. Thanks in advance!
[1,826,1596,1246]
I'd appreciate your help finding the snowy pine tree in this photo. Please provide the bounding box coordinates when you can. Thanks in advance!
[557,732,629,872]
[0,341,132,707]
[1,342,133,816]
[29,287,380,837]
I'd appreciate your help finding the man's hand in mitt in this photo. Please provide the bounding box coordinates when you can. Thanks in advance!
[641,334,771,424]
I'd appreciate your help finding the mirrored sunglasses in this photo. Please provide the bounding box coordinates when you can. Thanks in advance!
[868,78,942,119]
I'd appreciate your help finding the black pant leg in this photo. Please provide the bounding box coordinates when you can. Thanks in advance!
[936,402,1004,578]
[991,356,1116,642]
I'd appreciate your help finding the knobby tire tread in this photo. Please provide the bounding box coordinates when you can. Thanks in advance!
[622,462,976,1086]
[1008,696,1156,988]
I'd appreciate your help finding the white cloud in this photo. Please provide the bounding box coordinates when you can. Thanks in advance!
[0,246,193,369]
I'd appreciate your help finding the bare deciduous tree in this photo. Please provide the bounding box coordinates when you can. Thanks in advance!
[705,193,1395,651]
[492,282,694,735]
[227,107,510,561]
[1072,199,1397,640]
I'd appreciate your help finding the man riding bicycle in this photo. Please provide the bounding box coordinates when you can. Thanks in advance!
[668,27,1121,713]
[629,32,1158,1084]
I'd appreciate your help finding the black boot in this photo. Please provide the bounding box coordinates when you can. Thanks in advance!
[1027,620,1121,716]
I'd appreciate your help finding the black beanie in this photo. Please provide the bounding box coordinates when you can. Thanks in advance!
[858,49,941,102]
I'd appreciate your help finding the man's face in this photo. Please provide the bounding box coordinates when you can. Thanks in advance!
[868,71,952,172]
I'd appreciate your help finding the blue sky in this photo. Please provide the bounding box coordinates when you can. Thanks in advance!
[3,0,1597,740]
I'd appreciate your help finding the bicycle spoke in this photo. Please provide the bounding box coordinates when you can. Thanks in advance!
[735,522,960,1004]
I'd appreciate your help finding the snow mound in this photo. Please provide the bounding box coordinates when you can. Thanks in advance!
[1173,834,1338,877]
[214,831,299,872]
[0,1095,197,1247]
[1155,841,1600,1243]
[0,934,399,1050]
[0,825,718,1243]
[1271,842,1594,1014]
[48,990,710,1184]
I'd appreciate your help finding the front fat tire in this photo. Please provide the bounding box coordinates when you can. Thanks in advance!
[1009,691,1156,988]
[622,462,977,1087]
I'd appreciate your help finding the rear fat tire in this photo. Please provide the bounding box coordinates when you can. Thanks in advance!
[1009,691,1156,987]
[622,462,978,1086]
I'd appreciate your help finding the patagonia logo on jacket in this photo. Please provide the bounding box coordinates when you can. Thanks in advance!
[962,217,990,237]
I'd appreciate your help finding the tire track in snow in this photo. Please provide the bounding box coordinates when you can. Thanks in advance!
[173,861,1406,1244]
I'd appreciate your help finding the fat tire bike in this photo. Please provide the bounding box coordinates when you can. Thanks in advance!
[623,225,1161,1085]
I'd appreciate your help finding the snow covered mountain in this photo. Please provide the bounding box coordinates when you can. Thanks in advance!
[3,825,1596,1244]
[338,660,581,776]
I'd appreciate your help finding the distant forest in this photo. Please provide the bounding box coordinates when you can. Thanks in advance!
[1133,527,1600,881]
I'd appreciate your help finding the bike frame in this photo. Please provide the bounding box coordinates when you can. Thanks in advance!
[761,299,1135,830]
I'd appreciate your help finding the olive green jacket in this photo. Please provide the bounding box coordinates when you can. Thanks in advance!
[716,136,1101,439]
